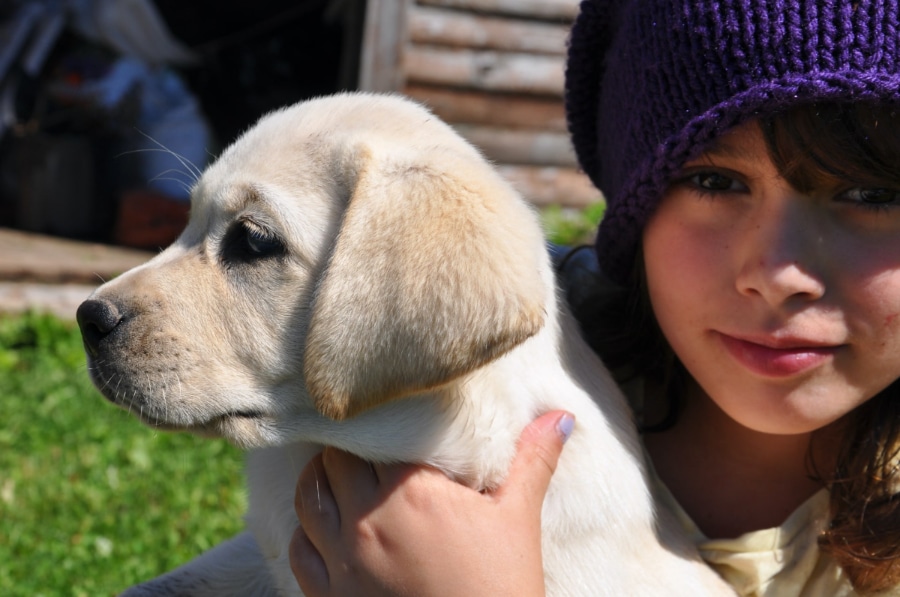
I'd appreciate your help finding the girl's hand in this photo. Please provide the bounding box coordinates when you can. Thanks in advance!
[289,410,574,597]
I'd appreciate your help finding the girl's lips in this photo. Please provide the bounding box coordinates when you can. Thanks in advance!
[718,333,839,377]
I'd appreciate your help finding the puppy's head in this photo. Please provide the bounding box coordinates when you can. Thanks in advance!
[77,93,548,447]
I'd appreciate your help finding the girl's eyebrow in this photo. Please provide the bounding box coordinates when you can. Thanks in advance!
[695,135,757,162]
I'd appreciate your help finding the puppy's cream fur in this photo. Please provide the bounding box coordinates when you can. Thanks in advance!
[81,93,733,596]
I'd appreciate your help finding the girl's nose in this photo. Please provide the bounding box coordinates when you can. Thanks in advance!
[734,197,826,306]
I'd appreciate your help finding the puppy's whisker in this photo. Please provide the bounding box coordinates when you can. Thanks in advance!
[148,168,195,184]
[147,173,196,197]
[116,147,199,186]
[160,382,167,423]
[287,450,299,476]
[132,129,205,182]
[314,459,323,513]
[176,376,187,423]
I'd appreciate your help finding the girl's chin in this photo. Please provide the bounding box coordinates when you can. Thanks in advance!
[711,387,855,436]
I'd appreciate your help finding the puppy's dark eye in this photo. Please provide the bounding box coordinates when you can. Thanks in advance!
[244,225,282,256]
[224,220,285,262]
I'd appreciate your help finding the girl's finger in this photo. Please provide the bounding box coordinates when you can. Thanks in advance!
[320,446,381,518]
[289,524,331,596]
[295,453,341,553]
[495,411,573,510]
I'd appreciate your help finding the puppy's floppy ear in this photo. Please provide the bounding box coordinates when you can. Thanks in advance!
[304,143,547,420]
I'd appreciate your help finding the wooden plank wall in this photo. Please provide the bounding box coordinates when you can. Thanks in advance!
[359,0,600,208]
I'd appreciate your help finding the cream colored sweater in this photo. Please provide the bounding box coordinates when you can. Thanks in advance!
[650,473,860,596]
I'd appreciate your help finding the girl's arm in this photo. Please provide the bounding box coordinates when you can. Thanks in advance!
[289,411,572,597]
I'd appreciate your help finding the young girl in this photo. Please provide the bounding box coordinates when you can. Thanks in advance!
[289,0,900,594]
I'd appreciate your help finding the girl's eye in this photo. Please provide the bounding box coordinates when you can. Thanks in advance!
[838,187,900,209]
[679,170,748,195]
[692,172,744,192]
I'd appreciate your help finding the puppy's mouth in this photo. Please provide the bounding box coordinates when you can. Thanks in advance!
[86,360,272,440]
[138,410,266,436]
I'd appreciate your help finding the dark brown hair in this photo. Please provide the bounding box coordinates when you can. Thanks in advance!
[579,103,900,592]
[761,103,900,593]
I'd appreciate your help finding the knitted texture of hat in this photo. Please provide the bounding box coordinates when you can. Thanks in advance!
[565,0,900,284]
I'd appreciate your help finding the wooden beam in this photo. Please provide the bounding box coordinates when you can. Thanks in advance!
[404,85,567,131]
[409,5,569,55]
[452,124,577,167]
[418,0,580,20]
[497,165,601,208]
[359,0,410,91]
[404,45,564,95]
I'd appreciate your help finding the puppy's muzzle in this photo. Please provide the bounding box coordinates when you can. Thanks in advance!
[77,298,124,358]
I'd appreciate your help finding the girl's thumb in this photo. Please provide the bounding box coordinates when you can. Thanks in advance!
[499,411,574,505]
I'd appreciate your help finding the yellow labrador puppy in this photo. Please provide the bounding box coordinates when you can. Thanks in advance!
[77,93,733,596]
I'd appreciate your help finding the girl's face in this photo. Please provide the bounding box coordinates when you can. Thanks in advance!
[643,120,900,435]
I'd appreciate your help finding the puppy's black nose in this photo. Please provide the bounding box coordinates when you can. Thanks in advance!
[77,298,123,356]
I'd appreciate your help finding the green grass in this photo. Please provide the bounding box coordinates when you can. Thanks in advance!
[0,312,247,597]
[540,201,606,246]
[0,203,603,595]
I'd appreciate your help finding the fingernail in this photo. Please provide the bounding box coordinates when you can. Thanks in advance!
[556,413,575,444]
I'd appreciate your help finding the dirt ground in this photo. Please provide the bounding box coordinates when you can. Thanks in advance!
[0,228,152,320]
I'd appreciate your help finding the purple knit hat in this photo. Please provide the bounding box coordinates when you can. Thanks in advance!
[566,0,900,284]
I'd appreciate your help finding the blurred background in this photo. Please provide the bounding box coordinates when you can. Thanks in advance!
[0,1,602,595]
[0,0,599,251]
[0,0,367,249]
